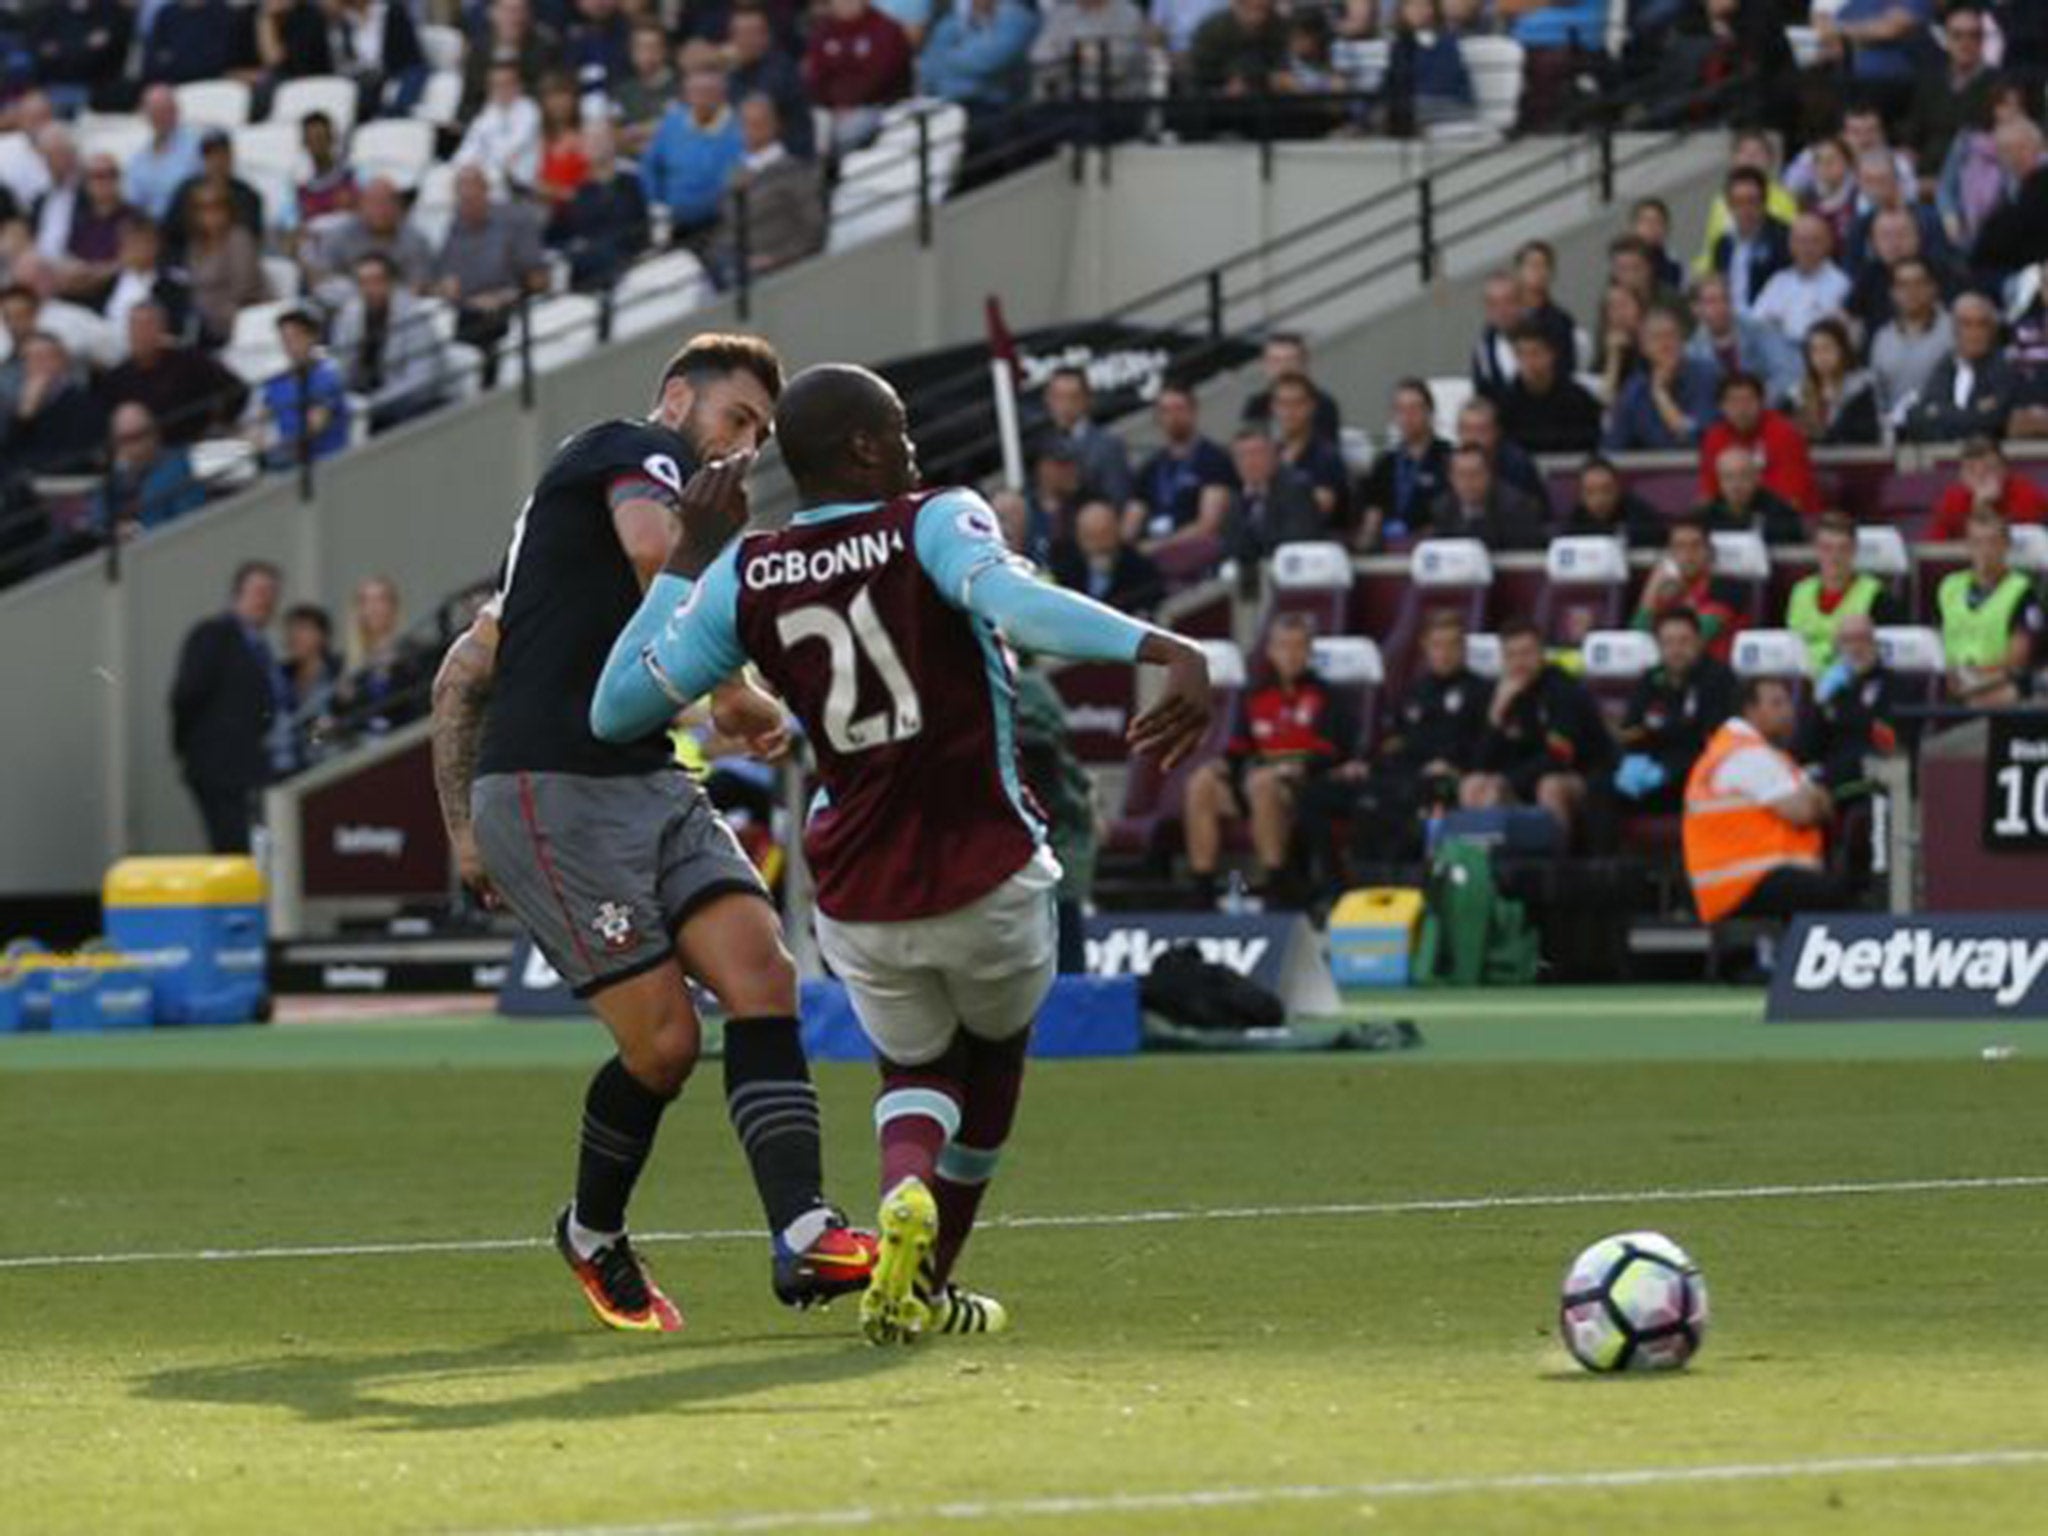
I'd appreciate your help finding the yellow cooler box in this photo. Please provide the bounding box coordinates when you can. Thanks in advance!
[1327,888,1424,988]
[102,858,268,1025]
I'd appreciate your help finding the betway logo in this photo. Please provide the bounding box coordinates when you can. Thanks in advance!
[1087,927,1270,978]
[1793,924,2048,1008]
[334,824,406,859]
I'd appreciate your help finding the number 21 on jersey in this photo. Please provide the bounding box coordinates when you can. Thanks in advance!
[777,585,923,755]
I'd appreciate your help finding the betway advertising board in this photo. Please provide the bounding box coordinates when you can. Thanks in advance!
[1768,914,2048,1021]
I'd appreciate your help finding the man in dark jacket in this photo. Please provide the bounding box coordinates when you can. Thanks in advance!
[1902,292,2025,443]
[1613,608,1736,813]
[1426,444,1547,549]
[1564,456,1665,547]
[1711,165,1792,313]
[1049,499,1167,613]
[1462,619,1614,849]
[1226,426,1325,558]
[170,561,286,853]
[1797,610,1911,795]
[1497,323,1604,458]
[97,301,248,445]
[1358,377,1450,549]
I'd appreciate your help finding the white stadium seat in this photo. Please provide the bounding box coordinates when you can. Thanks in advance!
[350,119,436,190]
[1430,37,1523,143]
[1733,628,1813,679]
[1197,639,1247,690]
[411,161,460,248]
[175,81,252,131]
[414,71,466,128]
[76,112,148,166]
[2010,523,2048,572]
[262,255,302,300]
[611,249,714,341]
[1411,537,1495,589]
[1270,541,1353,591]
[1710,529,1771,581]
[1331,38,1389,92]
[1875,625,1945,674]
[1855,524,1910,579]
[420,23,466,72]
[189,438,260,492]
[1545,535,1629,584]
[1426,376,1472,445]
[230,299,294,349]
[445,341,488,402]
[523,293,602,373]
[1311,636,1385,686]
[1464,632,1503,679]
[272,76,358,138]
[232,121,302,183]
[1581,629,1659,680]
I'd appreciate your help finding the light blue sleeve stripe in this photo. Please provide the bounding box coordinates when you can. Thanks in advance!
[589,550,746,741]
[936,1141,1002,1186]
[912,488,1148,664]
[874,1087,963,1140]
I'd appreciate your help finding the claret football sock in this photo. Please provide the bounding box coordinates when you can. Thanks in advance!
[724,1016,828,1235]
[575,1055,678,1237]
[931,1029,1028,1286]
[875,1039,968,1195]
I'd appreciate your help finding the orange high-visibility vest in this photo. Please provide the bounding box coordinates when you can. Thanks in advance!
[1682,720,1825,924]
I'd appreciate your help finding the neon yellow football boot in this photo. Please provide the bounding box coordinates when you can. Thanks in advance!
[860,1176,938,1345]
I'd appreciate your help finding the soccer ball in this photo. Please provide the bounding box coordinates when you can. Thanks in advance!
[1558,1231,1709,1373]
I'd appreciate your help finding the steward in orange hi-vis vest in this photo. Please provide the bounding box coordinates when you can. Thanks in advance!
[1682,719,1826,924]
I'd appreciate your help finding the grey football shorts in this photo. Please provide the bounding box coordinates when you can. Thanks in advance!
[472,769,768,998]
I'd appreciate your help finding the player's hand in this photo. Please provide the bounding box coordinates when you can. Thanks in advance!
[1128,639,1212,770]
[666,450,757,579]
[711,679,792,762]
[452,829,500,910]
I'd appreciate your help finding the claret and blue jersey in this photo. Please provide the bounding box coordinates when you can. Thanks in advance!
[591,487,1155,924]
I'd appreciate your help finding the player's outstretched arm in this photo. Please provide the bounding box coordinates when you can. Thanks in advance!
[430,606,500,905]
[590,547,748,744]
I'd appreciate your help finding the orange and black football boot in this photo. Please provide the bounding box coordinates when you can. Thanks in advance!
[553,1207,685,1333]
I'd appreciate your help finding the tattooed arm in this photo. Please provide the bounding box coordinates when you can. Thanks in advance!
[431,604,501,906]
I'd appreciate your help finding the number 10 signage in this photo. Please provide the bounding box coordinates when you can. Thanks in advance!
[1984,715,2048,851]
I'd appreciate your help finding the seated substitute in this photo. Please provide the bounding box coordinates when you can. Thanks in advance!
[1613,608,1737,815]
[1461,620,1614,848]
[1939,505,2045,710]
[1633,513,1749,664]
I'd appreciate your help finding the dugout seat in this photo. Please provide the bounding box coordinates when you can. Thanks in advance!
[1310,635,1385,757]
[1382,538,1494,694]
[1265,541,1354,639]
[1537,534,1629,647]
[1104,639,1244,861]
[1709,529,1771,625]
[1580,627,1657,725]
[2011,523,2048,573]
[1875,624,1946,711]
[1855,523,1911,606]
[1732,629,1813,712]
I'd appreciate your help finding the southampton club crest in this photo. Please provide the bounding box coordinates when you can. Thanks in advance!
[592,901,638,953]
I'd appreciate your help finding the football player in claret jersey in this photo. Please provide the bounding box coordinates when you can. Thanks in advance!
[591,364,1213,1342]
[429,336,875,1335]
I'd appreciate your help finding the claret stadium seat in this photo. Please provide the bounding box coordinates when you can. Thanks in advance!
[1537,534,1630,646]
[1265,540,1354,639]
[1104,639,1244,862]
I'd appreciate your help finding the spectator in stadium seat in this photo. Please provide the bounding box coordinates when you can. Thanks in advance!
[1633,514,1748,663]
[332,252,448,433]
[1697,444,1805,547]
[275,602,341,774]
[1188,0,1289,97]
[185,188,273,350]
[0,93,55,210]
[1607,233,1671,312]
[1798,137,1859,254]
[1843,207,1936,339]
[457,59,546,193]
[1844,149,1951,280]
[1050,498,1167,613]
[434,167,547,389]
[29,2,133,115]
[803,0,914,152]
[142,0,254,85]
[1937,82,2027,253]
[1564,456,1665,548]
[253,0,337,87]
[1813,1,1937,127]
[170,560,286,854]
[617,21,677,156]
[305,178,435,300]
[1154,0,1229,55]
[566,0,631,95]
[1711,166,1792,316]
[1929,436,2048,540]
[1971,116,2048,280]
[1869,257,1952,425]
[1683,675,1846,924]
[1631,198,1685,296]
[1591,283,1648,411]
[1695,130,1798,277]
[326,0,430,118]
[332,575,429,735]
[1901,292,2022,443]
[1699,371,1819,515]
[1004,441,1085,560]
[1941,507,2045,708]
[1456,395,1551,517]
[51,154,129,307]
[1613,607,1736,815]
[921,0,1042,114]
[1514,240,1579,374]
[1605,307,1722,452]
[0,332,105,476]
[462,0,560,119]
[99,302,247,446]
[1686,270,1797,400]
[1461,619,1611,847]
[1797,611,1911,796]
[1183,613,1355,908]
[1242,332,1341,441]
[1270,371,1351,526]
[257,306,351,469]
[1426,442,1545,550]
[290,113,358,237]
[1498,0,1605,130]
[1496,323,1602,458]
[1381,0,1475,135]
[727,3,816,159]
[103,216,193,344]
[1902,4,1997,181]
[534,76,593,210]
[1225,426,1325,559]
[164,132,266,266]
[1124,382,1235,555]
[642,58,747,247]
[547,121,650,291]
[124,87,203,224]
[1032,0,1149,99]
[1471,269,1525,402]
[1358,377,1450,549]
[90,401,205,537]
[1787,318,1883,447]
[713,95,824,285]
[1785,511,1898,673]
[1038,366,1133,507]
[1751,213,1851,351]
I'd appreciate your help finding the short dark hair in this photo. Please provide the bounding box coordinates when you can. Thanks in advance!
[1271,611,1316,638]
[1498,618,1542,645]
[353,251,398,281]
[284,603,332,639]
[1581,455,1618,480]
[1961,434,2004,464]
[658,332,784,402]
[1155,380,1195,405]
[1726,165,1768,198]
[1269,370,1316,399]
[231,560,282,596]
[1891,256,1933,286]
[1653,607,1702,636]
[1718,370,1763,401]
[1421,608,1466,637]
[1515,239,1556,266]
[1741,675,1791,712]
[302,110,334,133]
[1608,233,1653,263]
[1450,442,1489,466]
[1814,510,1858,541]
[1631,195,1671,223]
[1265,330,1307,352]
[1507,319,1557,351]
[1668,511,1710,542]
[1393,376,1435,409]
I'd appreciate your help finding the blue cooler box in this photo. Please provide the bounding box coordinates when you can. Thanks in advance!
[0,939,53,1031]
[102,858,269,1025]
[1327,888,1424,988]
[49,955,157,1032]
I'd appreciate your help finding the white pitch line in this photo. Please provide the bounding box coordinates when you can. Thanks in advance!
[466,1449,2048,1536]
[2,1174,2044,1275]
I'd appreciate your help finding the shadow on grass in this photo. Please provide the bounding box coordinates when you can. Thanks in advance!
[137,1330,913,1433]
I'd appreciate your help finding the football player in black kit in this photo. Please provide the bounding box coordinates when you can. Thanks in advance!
[430,334,875,1332]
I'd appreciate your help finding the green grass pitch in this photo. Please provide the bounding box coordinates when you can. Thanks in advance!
[3,988,2047,1535]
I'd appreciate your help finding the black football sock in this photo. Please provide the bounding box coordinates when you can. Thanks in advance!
[574,1056,679,1238]
[723,1016,827,1241]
